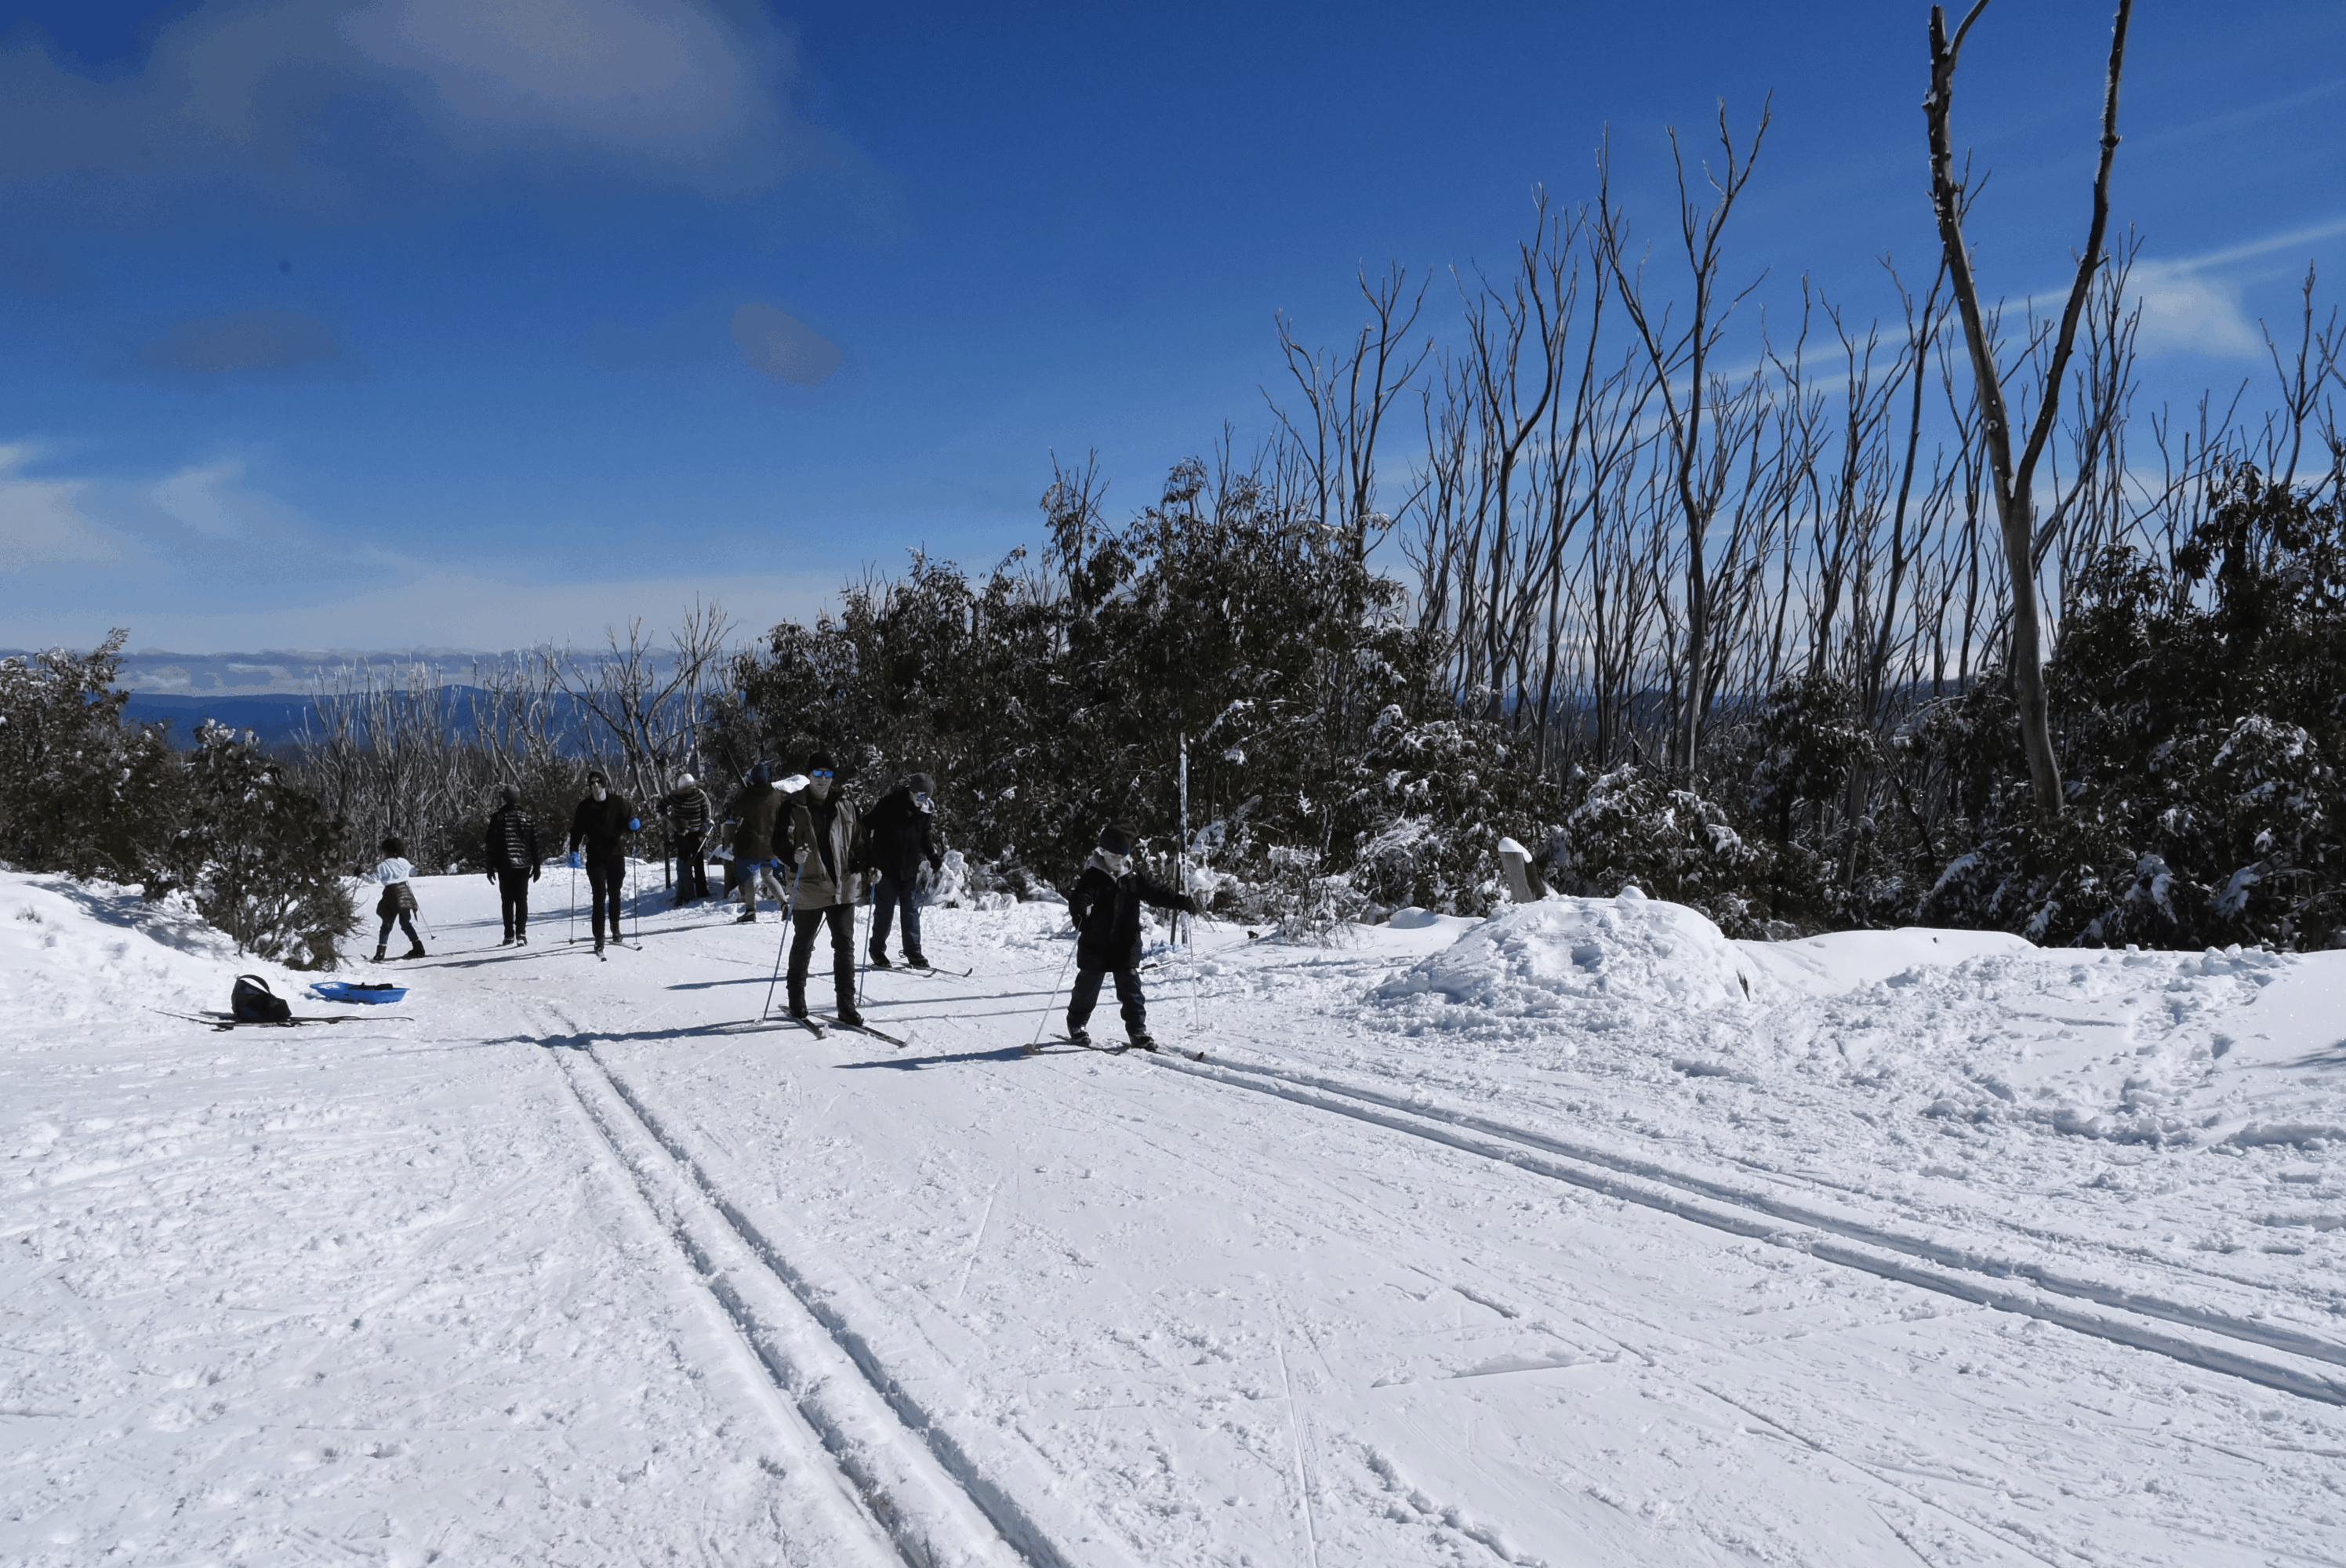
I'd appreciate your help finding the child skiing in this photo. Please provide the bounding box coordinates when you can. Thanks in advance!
[368,835,426,961]
[485,783,541,945]
[1064,820,1197,1051]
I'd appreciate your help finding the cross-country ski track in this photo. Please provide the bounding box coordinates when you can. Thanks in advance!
[7,869,2346,1565]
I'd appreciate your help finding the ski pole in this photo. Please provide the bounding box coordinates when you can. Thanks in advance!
[856,879,873,1009]
[568,862,576,944]
[1032,937,1078,1050]
[762,860,805,1020]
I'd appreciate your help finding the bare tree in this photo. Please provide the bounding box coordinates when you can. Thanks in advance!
[1924,0,2134,818]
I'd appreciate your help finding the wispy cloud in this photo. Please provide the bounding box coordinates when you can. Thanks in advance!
[0,0,881,204]
[0,444,122,565]
[2123,215,2346,359]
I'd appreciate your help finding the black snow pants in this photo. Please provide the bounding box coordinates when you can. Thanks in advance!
[585,851,626,943]
[674,831,710,901]
[498,868,532,937]
[1067,967,1146,1037]
[787,904,857,1006]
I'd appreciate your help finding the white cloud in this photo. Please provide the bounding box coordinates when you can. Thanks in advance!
[0,0,860,200]
[2127,263,2262,358]
[731,301,842,385]
[150,462,256,537]
[0,445,122,564]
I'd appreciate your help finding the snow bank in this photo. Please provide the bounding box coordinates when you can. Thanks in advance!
[1373,887,1760,1022]
[0,870,277,1040]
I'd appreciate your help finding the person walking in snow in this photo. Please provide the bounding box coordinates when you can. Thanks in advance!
[484,784,541,946]
[728,761,790,923]
[1063,820,1196,1051]
[368,835,427,962]
[567,769,638,955]
[783,751,866,1024]
[662,771,714,906]
[863,770,945,968]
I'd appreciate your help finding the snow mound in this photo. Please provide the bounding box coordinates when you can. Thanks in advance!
[1373,887,1760,1018]
[0,869,263,1042]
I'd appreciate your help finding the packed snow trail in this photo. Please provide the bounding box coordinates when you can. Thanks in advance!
[7,869,2346,1565]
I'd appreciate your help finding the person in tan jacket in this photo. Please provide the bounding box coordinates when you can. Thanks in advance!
[782,750,867,1024]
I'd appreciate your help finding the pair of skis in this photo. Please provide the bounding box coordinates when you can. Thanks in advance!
[767,1011,908,1047]
[150,1009,411,1031]
[1026,1033,1206,1062]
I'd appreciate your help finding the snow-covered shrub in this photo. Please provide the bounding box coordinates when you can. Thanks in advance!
[1557,764,1774,937]
[164,722,358,967]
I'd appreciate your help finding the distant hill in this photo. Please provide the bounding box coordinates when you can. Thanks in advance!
[120,691,329,750]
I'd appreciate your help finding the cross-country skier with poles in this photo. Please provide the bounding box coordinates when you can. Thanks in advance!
[367,835,427,961]
[863,770,945,968]
[1063,820,1197,1051]
[783,751,866,1025]
[662,772,714,907]
[566,769,637,957]
[485,784,541,946]
[728,761,790,922]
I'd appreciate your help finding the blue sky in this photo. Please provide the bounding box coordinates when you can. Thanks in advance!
[2,0,2340,657]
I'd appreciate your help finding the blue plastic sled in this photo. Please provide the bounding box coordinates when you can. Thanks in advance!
[310,981,409,1005]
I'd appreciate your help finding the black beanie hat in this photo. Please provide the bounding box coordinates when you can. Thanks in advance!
[749,760,772,786]
[586,768,607,786]
[907,771,935,795]
[808,750,836,773]
[1097,821,1137,855]
[500,783,520,805]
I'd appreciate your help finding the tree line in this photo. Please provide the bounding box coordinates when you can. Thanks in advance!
[8,0,2342,959]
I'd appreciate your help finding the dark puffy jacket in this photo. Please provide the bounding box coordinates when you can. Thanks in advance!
[568,793,636,856]
[1066,861,1193,971]
[486,804,540,873]
[731,783,787,861]
[864,786,943,882]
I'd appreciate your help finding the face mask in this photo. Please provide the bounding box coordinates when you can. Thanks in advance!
[913,793,932,813]
[592,785,607,801]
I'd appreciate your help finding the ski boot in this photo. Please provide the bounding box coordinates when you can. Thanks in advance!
[866,946,892,969]
[786,989,810,1022]
[516,932,528,946]
[835,997,864,1028]
[592,938,605,956]
[735,908,758,924]
[905,951,931,970]
[372,946,387,963]
[1065,1026,1091,1047]
[499,933,515,947]
[402,942,426,960]
[1128,1033,1158,1053]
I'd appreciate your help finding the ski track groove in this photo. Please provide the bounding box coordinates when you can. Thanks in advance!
[541,1008,1146,1568]
[1132,1052,2346,1409]
[541,1033,1026,1568]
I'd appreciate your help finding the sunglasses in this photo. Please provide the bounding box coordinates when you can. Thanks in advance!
[811,769,834,779]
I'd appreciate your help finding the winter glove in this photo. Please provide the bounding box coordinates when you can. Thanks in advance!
[568,851,581,869]
[929,855,943,873]
[627,817,641,832]
[532,866,541,883]
[795,846,811,866]
[486,869,497,884]
[1181,895,1200,915]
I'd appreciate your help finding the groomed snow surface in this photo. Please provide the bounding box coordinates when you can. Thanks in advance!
[6,869,2345,1566]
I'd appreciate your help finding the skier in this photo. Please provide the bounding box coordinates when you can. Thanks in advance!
[662,771,714,906]
[728,761,790,923]
[863,770,945,968]
[783,751,866,1025]
[1063,820,1196,1051]
[567,769,638,955]
[367,835,427,962]
[484,783,542,945]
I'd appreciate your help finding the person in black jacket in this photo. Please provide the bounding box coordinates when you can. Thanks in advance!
[1063,820,1195,1051]
[662,772,714,906]
[484,783,542,945]
[568,769,639,954]
[863,770,945,967]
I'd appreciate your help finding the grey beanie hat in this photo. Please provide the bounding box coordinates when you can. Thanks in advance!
[500,783,520,805]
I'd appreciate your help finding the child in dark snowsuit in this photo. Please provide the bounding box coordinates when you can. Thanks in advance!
[1063,820,1196,1051]
[369,835,425,961]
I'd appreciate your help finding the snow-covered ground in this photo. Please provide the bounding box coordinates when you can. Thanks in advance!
[5,867,2344,1566]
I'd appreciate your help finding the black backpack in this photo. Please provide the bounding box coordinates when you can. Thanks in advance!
[231,975,292,1024]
